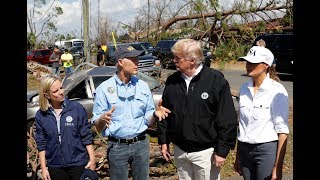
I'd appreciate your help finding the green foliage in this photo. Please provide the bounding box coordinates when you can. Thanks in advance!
[281,7,293,27]
[47,22,57,32]
[215,12,222,20]
[213,38,251,64]
[54,6,63,15]
[221,21,229,31]
[254,21,267,33]
[193,0,204,12]
[66,33,76,40]
[208,0,219,8]
[27,32,36,49]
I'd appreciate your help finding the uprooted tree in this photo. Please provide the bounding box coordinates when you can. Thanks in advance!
[125,0,293,63]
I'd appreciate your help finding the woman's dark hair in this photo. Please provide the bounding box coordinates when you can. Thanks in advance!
[268,66,280,82]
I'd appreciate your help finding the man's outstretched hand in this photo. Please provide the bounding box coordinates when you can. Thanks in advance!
[154,99,171,121]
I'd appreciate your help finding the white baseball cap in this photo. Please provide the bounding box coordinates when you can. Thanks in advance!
[238,46,274,66]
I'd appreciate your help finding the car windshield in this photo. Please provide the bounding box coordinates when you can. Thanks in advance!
[27,51,33,55]
[108,46,116,56]
[141,42,152,49]
[92,76,113,88]
[70,46,83,52]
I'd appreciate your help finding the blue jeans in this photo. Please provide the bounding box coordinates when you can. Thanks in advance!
[64,66,74,74]
[107,137,150,180]
[52,67,60,77]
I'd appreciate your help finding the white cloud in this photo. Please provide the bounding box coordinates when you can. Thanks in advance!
[27,0,147,37]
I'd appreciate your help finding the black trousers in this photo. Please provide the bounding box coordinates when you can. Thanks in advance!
[48,165,85,180]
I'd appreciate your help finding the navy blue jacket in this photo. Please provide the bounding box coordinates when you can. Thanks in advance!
[35,98,93,168]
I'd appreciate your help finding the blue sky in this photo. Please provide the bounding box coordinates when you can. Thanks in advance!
[27,0,147,37]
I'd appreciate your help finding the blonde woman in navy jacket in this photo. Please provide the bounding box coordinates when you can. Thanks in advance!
[35,75,96,180]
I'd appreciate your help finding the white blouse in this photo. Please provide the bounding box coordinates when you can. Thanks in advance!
[237,76,289,144]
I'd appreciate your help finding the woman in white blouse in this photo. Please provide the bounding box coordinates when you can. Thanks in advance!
[234,46,289,180]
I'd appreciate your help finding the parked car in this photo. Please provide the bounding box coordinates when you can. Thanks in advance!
[154,39,212,69]
[27,62,163,136]
[105,42,161,77]
[27,49,53,65]
[69,46,84,59]
[138,41,156,55]
[252,32,293,75]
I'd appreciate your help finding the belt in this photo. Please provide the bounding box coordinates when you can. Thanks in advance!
[108,135,146,144]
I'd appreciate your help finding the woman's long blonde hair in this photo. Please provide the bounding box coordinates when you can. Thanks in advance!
[38,75,61,111]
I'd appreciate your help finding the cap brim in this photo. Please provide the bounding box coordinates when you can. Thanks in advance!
[238,56,263,64]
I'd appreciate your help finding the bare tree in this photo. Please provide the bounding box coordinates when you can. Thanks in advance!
[131,0,190,41]
[91,17,115,44]
[27,0,63,47]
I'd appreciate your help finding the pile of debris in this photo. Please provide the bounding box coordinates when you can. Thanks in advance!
[27,61,52,79]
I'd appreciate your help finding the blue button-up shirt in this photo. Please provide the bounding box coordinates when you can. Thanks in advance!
[92,74,155,139]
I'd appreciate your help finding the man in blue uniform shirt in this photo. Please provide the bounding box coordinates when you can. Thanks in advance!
[91,44,170,180]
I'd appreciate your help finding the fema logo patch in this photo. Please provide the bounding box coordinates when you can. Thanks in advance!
[107,87,115,94]
[66,116,73,122]
[201,92,209,99]
[65,116,74,126]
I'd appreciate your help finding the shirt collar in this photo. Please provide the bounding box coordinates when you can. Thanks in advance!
[181,63,203,80]
[49,98,66,112]
[113,74,136,98]
[248,76,273,91]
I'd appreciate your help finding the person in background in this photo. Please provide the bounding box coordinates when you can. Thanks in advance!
[35,75,96,180]
[96,44,105,66]
[101,43,108,53]
[61,48,74,74]
[49,46,61,78]
[91,44,171,180]
[234,46,289,180]
[255,39,266,47]
[157,39,238,180]
[102,43,109,64]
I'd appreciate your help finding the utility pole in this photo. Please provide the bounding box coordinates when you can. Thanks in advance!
[82,0,90,63]
[98,0,100,35]
[147,0,150,41]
